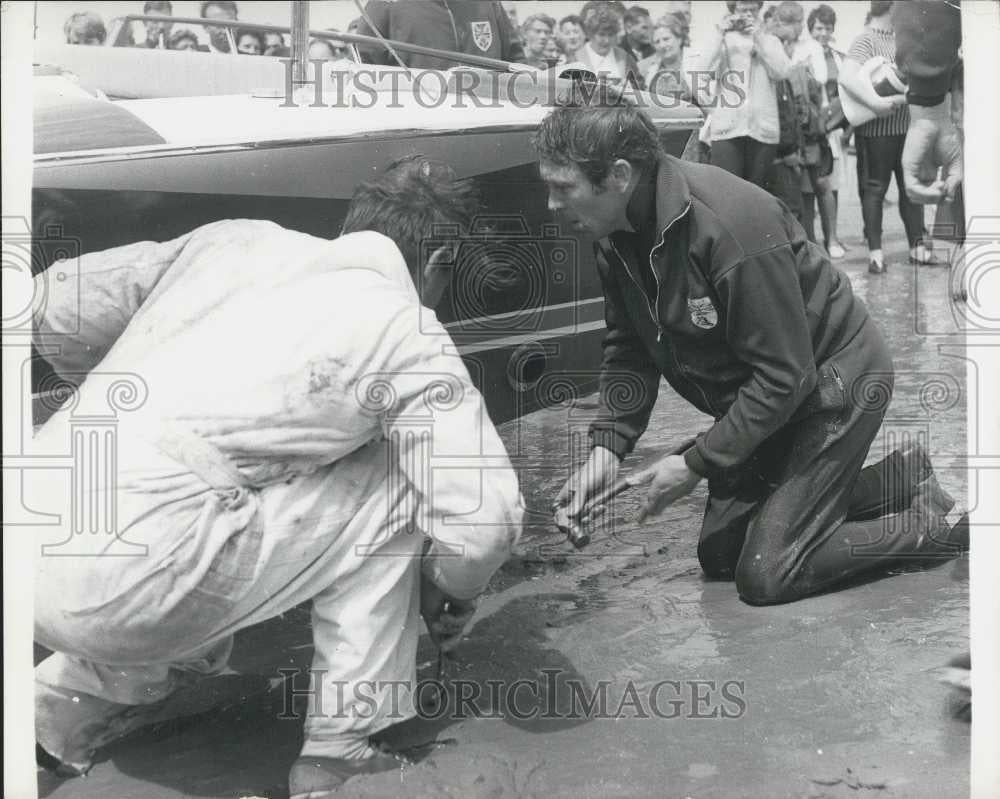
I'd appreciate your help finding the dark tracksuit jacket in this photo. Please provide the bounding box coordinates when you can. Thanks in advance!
[591,156,966,604]
[589,155,872,481]
[357,0,524,70]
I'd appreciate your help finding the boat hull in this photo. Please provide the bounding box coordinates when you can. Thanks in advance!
[32,124,695,425]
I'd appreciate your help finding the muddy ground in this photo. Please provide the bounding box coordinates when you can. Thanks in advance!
[37,175,971,798]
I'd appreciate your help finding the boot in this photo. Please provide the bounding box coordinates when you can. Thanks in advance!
[289,748,408,799]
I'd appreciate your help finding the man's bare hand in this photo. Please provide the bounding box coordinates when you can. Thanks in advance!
[902,101,963,204]
[420,576,476,651]
[555,445,619,520]
[627,455,702,522]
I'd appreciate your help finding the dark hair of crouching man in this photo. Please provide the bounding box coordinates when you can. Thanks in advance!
[537,98,968,606]
[341,154,480,308]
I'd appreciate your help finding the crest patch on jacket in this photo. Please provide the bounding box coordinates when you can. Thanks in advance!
[687,296,718,329]
[470,21,493,51]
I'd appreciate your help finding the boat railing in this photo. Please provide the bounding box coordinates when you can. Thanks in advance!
[106,14,521,73]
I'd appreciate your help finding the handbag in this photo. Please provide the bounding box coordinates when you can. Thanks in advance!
[838,56,907,127]
[822,97,848,132]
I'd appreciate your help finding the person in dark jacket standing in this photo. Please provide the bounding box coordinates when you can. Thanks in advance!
[535,99,967,606]
[355,0,523,70]
[621,6,655,62]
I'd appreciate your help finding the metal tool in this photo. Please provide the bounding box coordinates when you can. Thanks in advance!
[553,436,699,549]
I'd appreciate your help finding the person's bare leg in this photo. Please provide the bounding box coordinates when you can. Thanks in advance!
[815,175,838,251]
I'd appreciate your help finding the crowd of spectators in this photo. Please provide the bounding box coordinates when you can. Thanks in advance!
[64,2,286,55]
[62,1,949,265]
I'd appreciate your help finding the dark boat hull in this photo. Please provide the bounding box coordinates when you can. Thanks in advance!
[32,127,694,425]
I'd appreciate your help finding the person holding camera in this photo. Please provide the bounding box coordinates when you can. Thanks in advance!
[536,98,967,608]
[32,156,523,797]
[700,0,791,189]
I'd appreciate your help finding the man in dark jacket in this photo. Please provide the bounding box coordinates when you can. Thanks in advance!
[355,0,523,70]
[621,6,655,62]
[536,100,967,605]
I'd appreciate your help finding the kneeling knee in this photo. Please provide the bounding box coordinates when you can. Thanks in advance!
[734,565,798,606]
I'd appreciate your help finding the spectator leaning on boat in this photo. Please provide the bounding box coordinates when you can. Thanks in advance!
[520,14,555,70]
[200,0,238,54]
[32,155,523,796]
[569,3,643,89]
[264,31,290,57]
[621,6,655,62]
[64,12,106,46]
[355,0,523,71]
[168,28,200,51]
[138,0,173,49]
[700,0,791,189]
[535,99,968,608]
[308,34,349,63]
[235,28,265,56]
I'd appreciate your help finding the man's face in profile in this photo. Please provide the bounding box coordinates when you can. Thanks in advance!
[540,159,628,240]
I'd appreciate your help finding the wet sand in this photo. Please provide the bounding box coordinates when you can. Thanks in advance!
[37,174,970,799]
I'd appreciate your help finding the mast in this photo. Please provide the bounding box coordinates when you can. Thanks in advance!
[289,0,309,86]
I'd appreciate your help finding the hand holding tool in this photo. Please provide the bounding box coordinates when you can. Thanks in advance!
[554,436,698,548]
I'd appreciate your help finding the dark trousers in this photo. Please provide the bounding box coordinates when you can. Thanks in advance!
[854,132,925,250]
[711,136,776,190]
[696,323,960,605]
[763,161,803,223]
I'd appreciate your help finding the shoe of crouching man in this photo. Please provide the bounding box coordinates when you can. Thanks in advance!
[288,746,409,798]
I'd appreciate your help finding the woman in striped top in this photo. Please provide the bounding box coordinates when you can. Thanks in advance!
[839,1,932,274]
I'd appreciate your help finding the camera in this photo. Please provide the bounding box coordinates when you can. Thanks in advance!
[419,215,579,338]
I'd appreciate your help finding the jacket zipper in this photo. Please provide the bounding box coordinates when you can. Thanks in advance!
[609,201,691,342]
[609,237,662,340]
[609,200,717,416]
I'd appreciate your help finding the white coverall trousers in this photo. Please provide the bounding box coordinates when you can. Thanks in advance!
[35,433,423,773]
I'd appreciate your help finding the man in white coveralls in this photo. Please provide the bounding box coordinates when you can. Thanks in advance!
[32,155,523,797]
